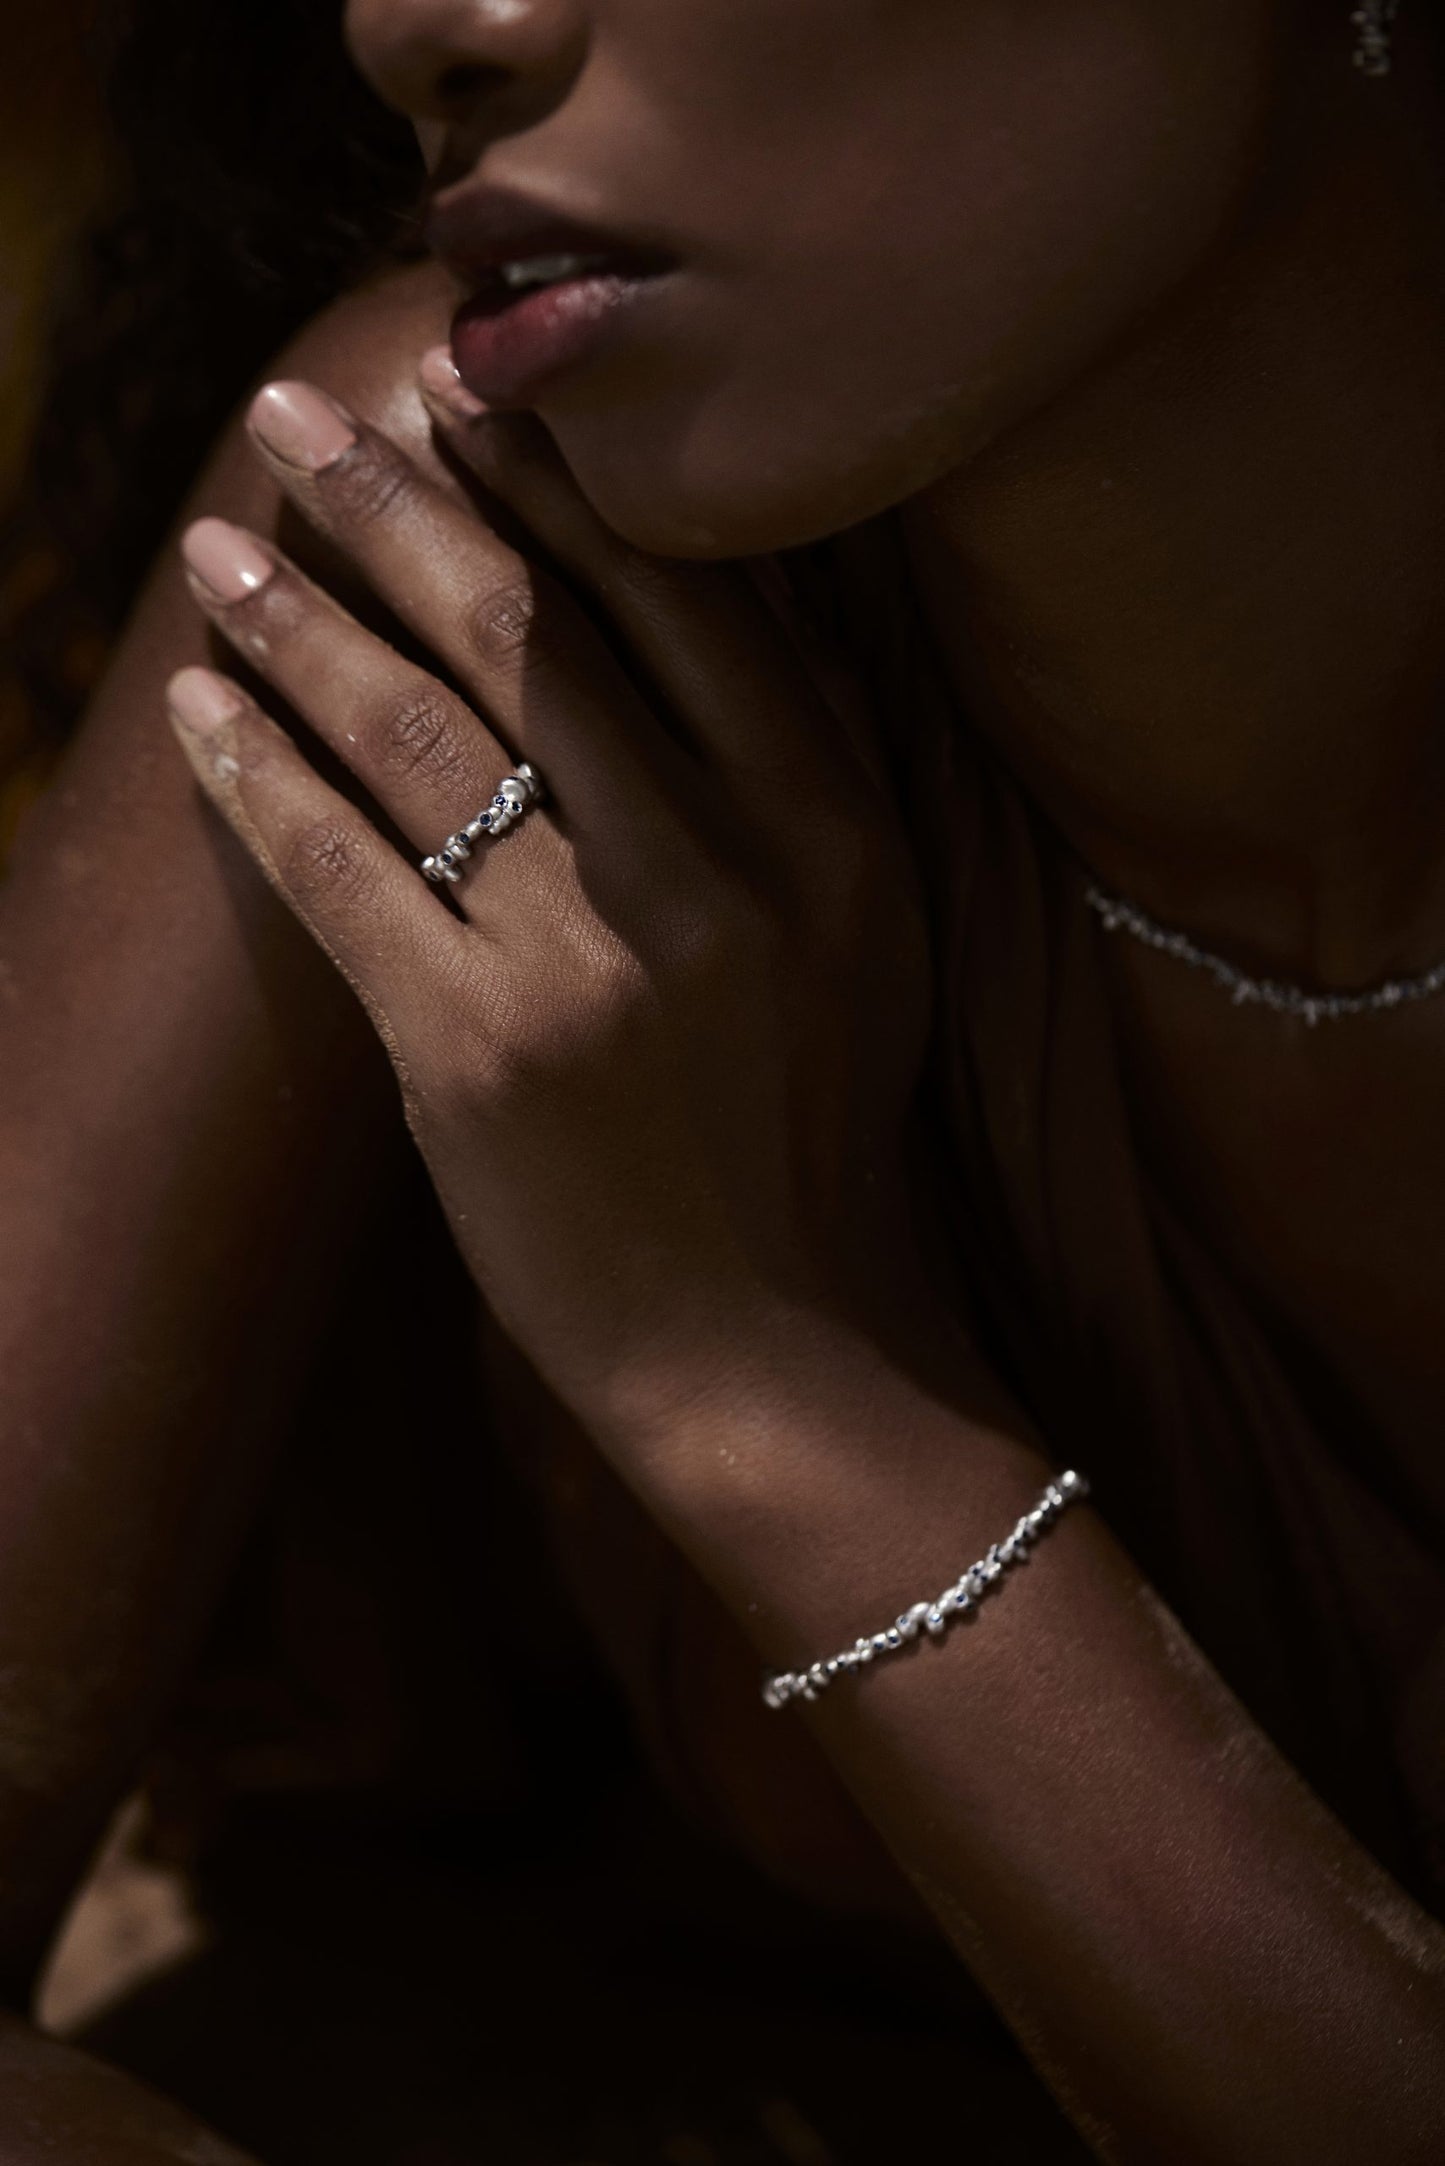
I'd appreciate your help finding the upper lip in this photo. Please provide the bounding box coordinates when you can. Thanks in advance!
[424,180,679,289]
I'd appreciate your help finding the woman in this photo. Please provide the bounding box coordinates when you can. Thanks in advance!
[1,0,1443,2158]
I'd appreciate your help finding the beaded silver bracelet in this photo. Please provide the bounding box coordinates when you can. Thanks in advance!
[761,1469,1090,1709]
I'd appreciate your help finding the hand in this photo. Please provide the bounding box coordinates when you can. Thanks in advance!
[168,364,934,1494]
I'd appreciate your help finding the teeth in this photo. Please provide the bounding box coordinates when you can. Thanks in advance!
[498,251,612,291]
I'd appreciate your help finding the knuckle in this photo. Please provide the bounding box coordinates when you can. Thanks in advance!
[464,574,539,670]
[322,445,419,532]
[281,816,374,911]
[367,682,475,791]
[424,976,536,1115]
[470,1026,545,1115]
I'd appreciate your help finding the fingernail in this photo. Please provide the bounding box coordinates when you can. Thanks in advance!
[419,345,488,422]
[167,666,245,735]
[182,517,276,602]
[248,380,358,472]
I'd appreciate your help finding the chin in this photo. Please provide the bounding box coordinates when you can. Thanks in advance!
[545,430,810,559]
[544,378,989,563]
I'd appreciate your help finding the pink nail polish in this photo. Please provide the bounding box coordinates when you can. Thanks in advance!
[248,381,358,472]
[168,666,245,735]
[182,517,275,602]
[419,345,488,422]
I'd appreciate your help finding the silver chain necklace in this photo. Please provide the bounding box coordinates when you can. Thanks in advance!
[1083,879,1445,1025]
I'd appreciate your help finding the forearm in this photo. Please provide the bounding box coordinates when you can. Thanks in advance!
[130,312,1444,2151]
[635,1324,1445,2164]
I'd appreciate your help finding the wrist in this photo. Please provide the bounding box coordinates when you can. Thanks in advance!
[586,1234,984,1452]
[585,1285,955,1473]
[588,1299,1060,1659]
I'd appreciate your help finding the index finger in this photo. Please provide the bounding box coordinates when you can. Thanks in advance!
[242,379,684,812]
[417,350,872,790]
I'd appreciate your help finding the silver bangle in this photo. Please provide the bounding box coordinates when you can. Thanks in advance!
[761,1469,1090,1709]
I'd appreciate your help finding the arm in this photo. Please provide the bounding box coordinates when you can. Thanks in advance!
[0,263,460,2002]
[652,1338,1445,2164]
[165,371,1445,2161]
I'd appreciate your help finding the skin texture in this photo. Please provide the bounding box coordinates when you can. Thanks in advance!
[358,0,1445,1511]
[363,0,1276,555]
[172,378,937,1423]
[2,0,1445,2156]
[0,273,451,2154]
[155,349,1445,2162]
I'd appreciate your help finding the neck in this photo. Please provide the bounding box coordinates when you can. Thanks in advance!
[900,34,1445,989]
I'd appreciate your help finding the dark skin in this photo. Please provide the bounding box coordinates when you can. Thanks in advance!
[2,0,1445,2158]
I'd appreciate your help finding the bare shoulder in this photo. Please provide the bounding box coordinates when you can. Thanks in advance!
[35,259,462,827]
[261,256,457,475]
[185,256,459,532]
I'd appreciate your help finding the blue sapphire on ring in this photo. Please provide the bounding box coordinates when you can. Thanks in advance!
[421,761,544,885]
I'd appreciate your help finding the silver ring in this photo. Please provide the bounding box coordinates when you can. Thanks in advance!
[420,761,545,884]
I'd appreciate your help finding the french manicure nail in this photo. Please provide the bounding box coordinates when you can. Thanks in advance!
[419,345,488,421]
[248,380,358,471]
[167,666,245,735]
[182,517,275,602]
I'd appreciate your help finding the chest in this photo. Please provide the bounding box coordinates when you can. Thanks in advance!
[1102,937,1445,1506]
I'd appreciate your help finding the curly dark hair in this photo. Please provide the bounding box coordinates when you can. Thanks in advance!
[1,0,425,756]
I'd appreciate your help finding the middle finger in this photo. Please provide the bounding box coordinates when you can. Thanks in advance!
[242,380,687,818]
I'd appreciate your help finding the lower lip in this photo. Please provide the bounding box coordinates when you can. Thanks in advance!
[450,269,671,406]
